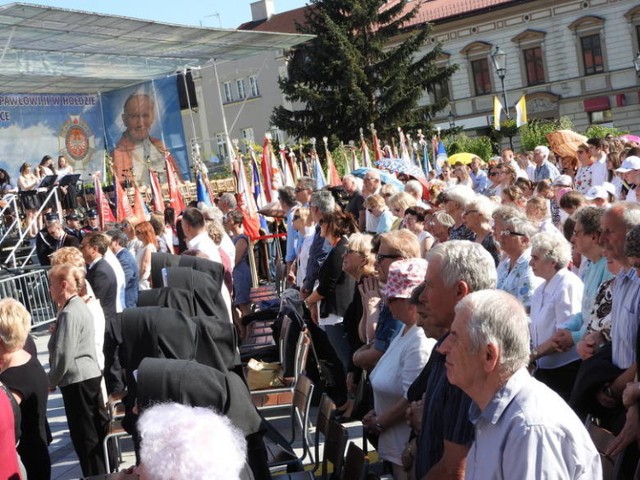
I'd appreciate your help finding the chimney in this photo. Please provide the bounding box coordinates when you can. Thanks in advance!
[250,0,274,22]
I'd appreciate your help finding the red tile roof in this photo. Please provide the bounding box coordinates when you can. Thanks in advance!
[237,6,311,33]
[237,0,520,33]
[400,0,521,27]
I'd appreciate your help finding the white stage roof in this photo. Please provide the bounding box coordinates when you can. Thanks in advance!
[0,2,313,93]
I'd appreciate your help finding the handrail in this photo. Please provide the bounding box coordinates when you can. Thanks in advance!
[4,188,62,268]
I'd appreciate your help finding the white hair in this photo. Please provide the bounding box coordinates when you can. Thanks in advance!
[531,230,572,268]
[404,180,423,199]
[444,185,475,209]
[456,290,530,374]
[427,240,497,291]
[535,145,550,159]
[466,194,497,222]
[138,403,247,480]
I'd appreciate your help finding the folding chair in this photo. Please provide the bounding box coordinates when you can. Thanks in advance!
[341,442,367,480]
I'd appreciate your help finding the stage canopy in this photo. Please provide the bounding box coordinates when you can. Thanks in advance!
[0,2,313,93]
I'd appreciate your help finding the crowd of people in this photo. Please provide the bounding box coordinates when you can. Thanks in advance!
[1,133,640,479]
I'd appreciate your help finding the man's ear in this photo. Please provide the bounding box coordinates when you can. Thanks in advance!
[455,280,470,301]
[484,343,500,373]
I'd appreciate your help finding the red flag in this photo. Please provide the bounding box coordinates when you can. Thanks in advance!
[149,170,164,213]
[324,144,341,187]
[165,152,186,213]
[372,130,383,161]
[94,174,115,229]
[234,157,261,240]
[132,181,148,220]
[260,137,274,202]
[114,174,134,222]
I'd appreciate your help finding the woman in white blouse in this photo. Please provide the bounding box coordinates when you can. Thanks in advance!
[529,231,583,401]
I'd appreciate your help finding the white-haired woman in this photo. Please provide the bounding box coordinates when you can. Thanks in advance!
[442,185,476,241]
[529,231,584,401]
[463,195,500,266]
[48,265,106,477]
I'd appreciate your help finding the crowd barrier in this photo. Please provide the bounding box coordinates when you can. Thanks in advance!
[0,267,57,327]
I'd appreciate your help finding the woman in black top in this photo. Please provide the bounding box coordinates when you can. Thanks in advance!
[0,298,51,480]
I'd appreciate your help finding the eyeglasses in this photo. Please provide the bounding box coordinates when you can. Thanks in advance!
[500,230,525,237]
[376,253,402,262]
[572,228,585,236]
[295,187,309,193]
[365,177,379,182]
[464,210,478,215]
[135,230,143,234]
[488,172,498,177]
[383,193,392,198]
[344,248,365,257]
[293,216,301,221]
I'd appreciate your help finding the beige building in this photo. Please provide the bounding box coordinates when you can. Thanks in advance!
[191,0,640,162]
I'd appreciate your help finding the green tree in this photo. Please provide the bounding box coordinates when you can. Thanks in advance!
[518,117,573,152]
[271,0,457,147]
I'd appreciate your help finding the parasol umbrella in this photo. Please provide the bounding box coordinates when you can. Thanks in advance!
[375,158,406,172]
[352,167,405,191]
[621,134,640,144]
[396,164,426,179]
[446,152,476,165]
[546,130,588,159]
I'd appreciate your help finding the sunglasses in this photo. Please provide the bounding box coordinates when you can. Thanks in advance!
[500,230,525,237]
[295,187,309,193]
[344,248,364,257]
[293,216,301,221]
[376,253,402,262]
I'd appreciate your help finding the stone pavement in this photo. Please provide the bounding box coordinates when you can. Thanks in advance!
[33,328,372,480]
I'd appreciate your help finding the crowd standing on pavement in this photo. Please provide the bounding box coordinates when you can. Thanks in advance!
[1,134,640,479]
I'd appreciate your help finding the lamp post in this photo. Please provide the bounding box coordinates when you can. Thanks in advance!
[634,52,640,77]
[490,45,514,149]
[448,111,456,129]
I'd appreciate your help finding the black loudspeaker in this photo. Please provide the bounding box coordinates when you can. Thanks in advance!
[177,69,198,110]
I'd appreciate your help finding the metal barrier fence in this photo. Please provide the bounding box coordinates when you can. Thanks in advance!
[0,268,57,327]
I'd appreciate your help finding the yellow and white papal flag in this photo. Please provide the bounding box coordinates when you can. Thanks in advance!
[516,95,528,127]
[493,96,503,131]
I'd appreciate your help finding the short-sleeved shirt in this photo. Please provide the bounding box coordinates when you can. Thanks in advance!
[415,334,475,478]
[496,248,543,309]
[610,268,640,369]
[465,368,602,479]
[373,304,403,353]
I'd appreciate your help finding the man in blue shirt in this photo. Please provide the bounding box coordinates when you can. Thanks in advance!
[301,190,335,298]
[532,145,560,183]
[440,289,601,479]
[414,240,497,479]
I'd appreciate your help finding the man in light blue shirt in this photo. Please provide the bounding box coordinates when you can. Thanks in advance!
[440,289,602,480]
[468,156,488,194]
[533,145,560,183]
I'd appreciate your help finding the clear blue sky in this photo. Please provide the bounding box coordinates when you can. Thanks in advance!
[0,0,308,28]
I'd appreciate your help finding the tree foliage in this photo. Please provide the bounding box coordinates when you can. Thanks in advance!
[271,0,457,147]
[518,116,574,152]
[445,134,494,162]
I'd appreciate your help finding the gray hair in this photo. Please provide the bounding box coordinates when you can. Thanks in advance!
[218,193,237,209]
[432,210,455,228]
[444,185,475,210]
[138,403,247,480]
[296,176,315,191]
[531,231,572,268]
[106,229,128,248]
[505,217,538,239]
[404,180,423,198]
[492,205,526,224]
[535,145,550,159]
[278,186,297,208]
[310,190,335,213]
[572,206,604,236]
[427,240,497,291]
[466,195,497,222]
[609,202,640,230]
[456,290,530,375]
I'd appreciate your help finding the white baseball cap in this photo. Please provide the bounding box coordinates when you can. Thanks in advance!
[584,185,608,200]
[615,156,640,173]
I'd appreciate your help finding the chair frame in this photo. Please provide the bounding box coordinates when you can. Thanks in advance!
[313,393,336,473]
[341,442,367,480]
[250,327,311,411]
[102,395,130,473]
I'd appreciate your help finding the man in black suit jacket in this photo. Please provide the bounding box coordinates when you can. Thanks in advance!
[36,214,80,266]
[82,232,124,395]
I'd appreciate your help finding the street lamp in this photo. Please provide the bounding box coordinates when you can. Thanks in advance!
[490,45,514,149]
[634,52,640,77]
[447,111,456,129]
[490,46,510,119]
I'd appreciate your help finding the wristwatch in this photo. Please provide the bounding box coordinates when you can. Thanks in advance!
[375,422,384,433]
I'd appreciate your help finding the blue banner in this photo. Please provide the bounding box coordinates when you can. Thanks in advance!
[0,93,104,183]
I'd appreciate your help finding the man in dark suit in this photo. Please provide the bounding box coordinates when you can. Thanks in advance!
[36,213,80,266]
[81,232,124,395]
[81,209,101,234]
[106,229,139,309]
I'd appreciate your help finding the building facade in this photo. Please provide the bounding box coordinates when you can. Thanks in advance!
[189,0,640,163]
